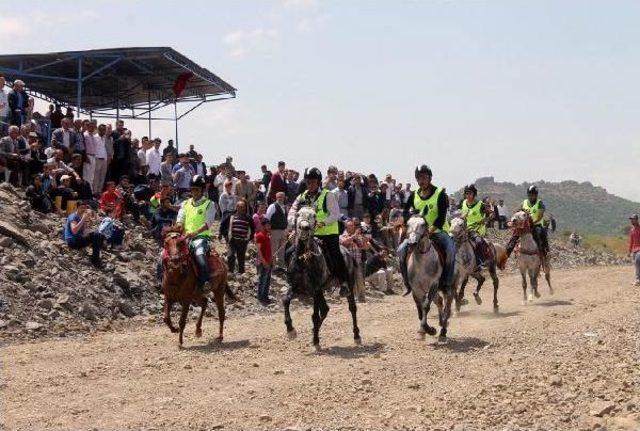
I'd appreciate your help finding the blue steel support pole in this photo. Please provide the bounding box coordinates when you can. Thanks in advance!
[76,56,82,118]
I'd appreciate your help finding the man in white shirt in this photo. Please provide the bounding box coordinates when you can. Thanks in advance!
[496,199,508,230]
[82,122,98,191]
[0,75,8,135]
[93,124,110,195]
[146,138,162,178]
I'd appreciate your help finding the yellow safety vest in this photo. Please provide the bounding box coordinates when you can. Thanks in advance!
[183,198,213,238]
[413,187,449,233]
[461,200,486,236]
[523,199,544,226]
[301,189,339,236]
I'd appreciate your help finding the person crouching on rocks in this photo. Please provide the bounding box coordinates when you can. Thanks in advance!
[98,206,125,251]
[64,200,104,267]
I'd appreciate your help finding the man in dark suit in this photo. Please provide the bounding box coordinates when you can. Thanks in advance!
[50,118,78,153]
[267,161,287,204]
[7,79,28,126]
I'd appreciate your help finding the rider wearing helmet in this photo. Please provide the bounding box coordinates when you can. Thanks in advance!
[176,175,216,291]
[502,185,549,268]
[397,165,456,295]
[287,167,349,295]
[459,184,490,267]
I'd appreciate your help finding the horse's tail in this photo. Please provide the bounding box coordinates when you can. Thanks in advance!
[493,243,507,271]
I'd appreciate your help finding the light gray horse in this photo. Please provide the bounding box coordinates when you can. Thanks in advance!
[282,206,361,349]
[511,210,553,304]
[449,217,501,313]
[405,215,453,342]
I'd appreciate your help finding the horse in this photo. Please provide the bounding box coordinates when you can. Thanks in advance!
[161,232,228,346]
[449,217,501,313]
[405,215,454,342]
[510,211,553,304]
[282,206,361,349]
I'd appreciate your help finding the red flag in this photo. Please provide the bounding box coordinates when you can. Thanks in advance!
[172,72,194,97]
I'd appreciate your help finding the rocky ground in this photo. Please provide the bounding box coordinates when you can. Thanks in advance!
[2,266,639,431]
[0,182,630,342]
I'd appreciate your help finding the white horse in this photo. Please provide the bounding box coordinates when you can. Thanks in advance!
[282,206,361,349]
[511,211,553,304]
[449,216,501,313]
[405,215,453,342]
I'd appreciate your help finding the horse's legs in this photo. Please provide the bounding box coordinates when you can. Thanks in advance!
[347,291,361,344]
[214,288,225,341]
[489,264,500,312]
[163,298,178,333]
[420,283,439,336]
[178,301,189,346]
[457,276,469,306]
[530,268,539,300]
[283,286,296,337]
[521,271,528,304]
[413,293,426,339]
[439,290,454,341]
[544,259,553,294]
[195,296,208,338]
[319,293,330,323]
[311,291,322,348]
[473,273,485,305]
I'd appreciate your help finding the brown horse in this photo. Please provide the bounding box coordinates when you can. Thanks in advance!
[162,232,228,346]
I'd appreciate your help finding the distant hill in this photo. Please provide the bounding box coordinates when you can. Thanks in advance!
[452,177,640,235]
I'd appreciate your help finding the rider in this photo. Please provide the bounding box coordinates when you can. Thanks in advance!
[459,184,490,267]
[398,165,456,295]
[502,185,549,267]
[287,167,349,296]
[175,175,216,291]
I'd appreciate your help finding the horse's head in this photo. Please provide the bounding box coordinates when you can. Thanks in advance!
[511,210,532,232]
[406,215,427,245]
[163,232,189,270]
[449,216,467,240]
[295,206,317,241]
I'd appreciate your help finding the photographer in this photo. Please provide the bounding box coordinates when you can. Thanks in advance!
[64,201,104,267]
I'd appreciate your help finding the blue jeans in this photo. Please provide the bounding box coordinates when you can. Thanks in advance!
[634,252,640,282]
[189,237,210,287]
[397,231,456,288]
[256,263,272,301]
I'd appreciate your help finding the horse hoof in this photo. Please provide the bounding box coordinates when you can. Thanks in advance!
[416,331,426,341]
[527,294,534,302]
[473,293,482,305]
[460,298,469,306]
[549,288,555,296]
[425,326,437,336]
[170,327,179,334]
[354,337,362,346]
[195,329,202,338]
[437,335,448,344]
[212,336,223,345]
[313,343,321,352]
[493,305,499,314]
[534,291,541,298]
[286,329,297,340]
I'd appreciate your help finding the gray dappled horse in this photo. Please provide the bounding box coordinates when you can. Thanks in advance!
[405,215,454,342]
[511,210,553,304]
[449,217,501,313]
[282,206,361,349]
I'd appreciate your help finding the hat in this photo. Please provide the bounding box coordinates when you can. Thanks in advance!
[72,153,83,159]
[60,174,72,181]
[630,214,638,220]
[28,132,38,138]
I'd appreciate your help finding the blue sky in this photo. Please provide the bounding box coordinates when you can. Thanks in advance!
[2,0,638,200]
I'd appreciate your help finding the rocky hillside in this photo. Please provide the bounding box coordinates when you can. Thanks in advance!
[454,177,639,235]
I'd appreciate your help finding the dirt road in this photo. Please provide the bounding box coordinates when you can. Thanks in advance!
[2,266,639,431]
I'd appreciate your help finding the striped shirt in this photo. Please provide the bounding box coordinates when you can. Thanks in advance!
[229,213,255,241]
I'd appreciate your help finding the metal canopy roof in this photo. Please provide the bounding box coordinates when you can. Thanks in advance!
[0,47,237,119]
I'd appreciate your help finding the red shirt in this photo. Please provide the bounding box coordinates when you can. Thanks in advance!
[255,230,272,265]
[99,189,124,218]
[629,224,640,253]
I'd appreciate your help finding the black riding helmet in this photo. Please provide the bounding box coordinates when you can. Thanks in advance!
[414,164,432,179]
[190,175,206,189]
[527,185,538,195]
[464,184,478,196]
[304,167,323,183]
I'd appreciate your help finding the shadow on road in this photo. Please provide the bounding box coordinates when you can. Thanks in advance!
[432,337,489,353]
[479,310,521,319]
[184,339,252,353]
[534,300,573,307]
[309,342,386,359]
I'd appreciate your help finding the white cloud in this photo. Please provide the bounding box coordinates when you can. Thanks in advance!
[0,17,30,43]
[223,28,280,59]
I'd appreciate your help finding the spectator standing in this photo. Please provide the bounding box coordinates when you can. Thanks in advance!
[266,191,288,270]
[93,123,110,195]
[334,178,349,218]
[172,153,195,197]
[50,105,64,129]
[51,118,77,153]
[348,174,368,220]
[146,138,162,179]
[64,107,74,121]
[236,172,256,212]
[252,201,266,232]
[187,144,198,160]
[285,169,299,205]
[160,152,174,184]
[72,119,86,154]
[629,214,640,287]
[403,183,412,204]
[324,165,338,190]
[137,137,149,169]
[260,164,272,190]
[192,153,206,177]
[64,201,103,267]
[267,161,287,203]
[255,218,273,304]
[0,75,8,135]
[111,129,131,182]
[223,199,255,274]
[162,139,177,160]
[218,181,238,239]
[496,199,508,229]
[7,79,27,126]
[82,121,98,192]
